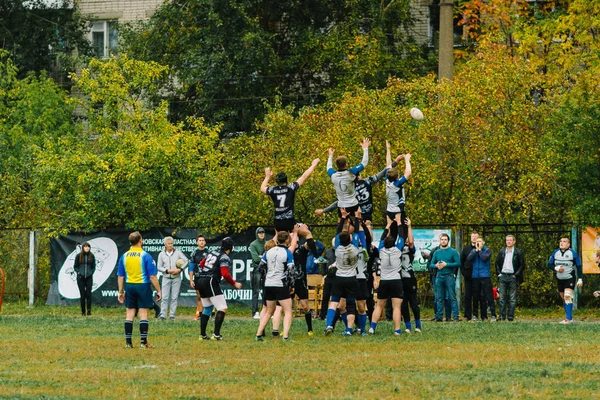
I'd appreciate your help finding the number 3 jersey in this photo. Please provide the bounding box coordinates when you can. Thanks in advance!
[267,182,299,221]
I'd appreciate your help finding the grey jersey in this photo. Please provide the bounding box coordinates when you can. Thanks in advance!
[331,170,359,208]
[379,247,402,280]
[335,244,360,278]
[263,245,295,287]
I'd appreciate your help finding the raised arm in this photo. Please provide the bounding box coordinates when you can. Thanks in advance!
[327,148,335,176]
[260,167,273,194]
[297,158,320,186]
[403,153,412,180]
[386,141,392,168]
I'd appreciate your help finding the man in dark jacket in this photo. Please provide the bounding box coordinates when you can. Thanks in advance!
[249,227,267,318]
[495,234,525,321]
[461,231,479,321]
[467,237,496,322]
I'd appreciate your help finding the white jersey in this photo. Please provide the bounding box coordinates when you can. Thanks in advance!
[262,245,295,287]
[399,245,414,279]
[379,247,402,281]
[335,244,360,278]
[385,176,408,213]
[356,248,369,280]
[327,149,368,208]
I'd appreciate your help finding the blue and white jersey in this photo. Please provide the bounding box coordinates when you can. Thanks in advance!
[263,245,295,287]
[549,248,582,280]
[386,176,408,213]
[327,149,368,208]
[334,244,360,278]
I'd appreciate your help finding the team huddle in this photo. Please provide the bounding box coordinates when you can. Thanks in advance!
[114,139,594,346]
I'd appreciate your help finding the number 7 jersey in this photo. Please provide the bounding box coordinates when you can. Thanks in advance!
[267,182,299,221]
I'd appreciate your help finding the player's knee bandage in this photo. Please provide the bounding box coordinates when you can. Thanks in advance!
[564,289,574,304]
[202,305,214,316]
[345,300,357,314]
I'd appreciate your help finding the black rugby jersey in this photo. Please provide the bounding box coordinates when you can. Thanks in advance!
[267,182,299,220]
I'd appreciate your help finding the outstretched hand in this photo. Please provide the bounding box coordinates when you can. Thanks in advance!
[328,148,335,156]
[311,158,320,167]
[265,167,273,178]
[362,138,371,149]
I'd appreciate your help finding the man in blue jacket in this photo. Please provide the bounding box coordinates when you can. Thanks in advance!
[467,237,496,322]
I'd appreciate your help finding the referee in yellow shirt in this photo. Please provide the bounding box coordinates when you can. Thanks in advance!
[117,231,162,348]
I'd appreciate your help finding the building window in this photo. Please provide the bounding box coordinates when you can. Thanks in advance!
[428,1,466,48]
[90,20,118,58]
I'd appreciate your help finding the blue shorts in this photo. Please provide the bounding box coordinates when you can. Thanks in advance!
[125,283,153,309]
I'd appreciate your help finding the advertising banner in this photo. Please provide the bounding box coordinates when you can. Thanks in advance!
[47,228,270,307]
[371,228,452,272]
[582,227,600,274]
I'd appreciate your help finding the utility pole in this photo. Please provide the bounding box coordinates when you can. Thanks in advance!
[438,1,455,81]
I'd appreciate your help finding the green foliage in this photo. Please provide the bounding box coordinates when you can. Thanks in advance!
[0,54,77,229]
[0,0,92,81]
[32,56,224,233]
[120,0,433,133]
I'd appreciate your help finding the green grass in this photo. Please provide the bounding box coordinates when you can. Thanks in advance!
[2,304,600,399]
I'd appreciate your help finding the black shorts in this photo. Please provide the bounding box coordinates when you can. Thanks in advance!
[274,218,296,232]
[264,286,291,301]
[196,277,223,299]
[332,276,359,299]
[336,204,360,218]
[125,283,153,309]
[361,213,373,223]
[386,209,406,222]
[294,279,308,300]
[356,279,369,301]
[377,279,404,299]
[402,275,418,296]
[557,276,576,293]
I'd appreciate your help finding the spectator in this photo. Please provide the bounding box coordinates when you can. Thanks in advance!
[74,242,96,316]
[157,236,188,320]
[460,231,479,321]
[429,233,460,322]
[495,234,525,321]
[249,227,267,319]
[468,237,497,322]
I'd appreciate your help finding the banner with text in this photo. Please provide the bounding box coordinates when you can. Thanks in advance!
[46,228,271,307]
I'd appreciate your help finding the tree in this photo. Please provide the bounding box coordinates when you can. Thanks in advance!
[120,0,434,133]
[0,53,77,229]
[32,55,224,233]
[0,0,91,82]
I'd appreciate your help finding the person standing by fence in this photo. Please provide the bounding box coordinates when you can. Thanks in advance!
[495,235,525,321]
[74,242,96,316]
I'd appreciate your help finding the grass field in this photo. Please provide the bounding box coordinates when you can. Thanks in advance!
[2,303,600,399]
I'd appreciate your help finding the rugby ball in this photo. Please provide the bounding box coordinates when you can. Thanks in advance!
[410,107,424,121]
[176,259,185,269]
